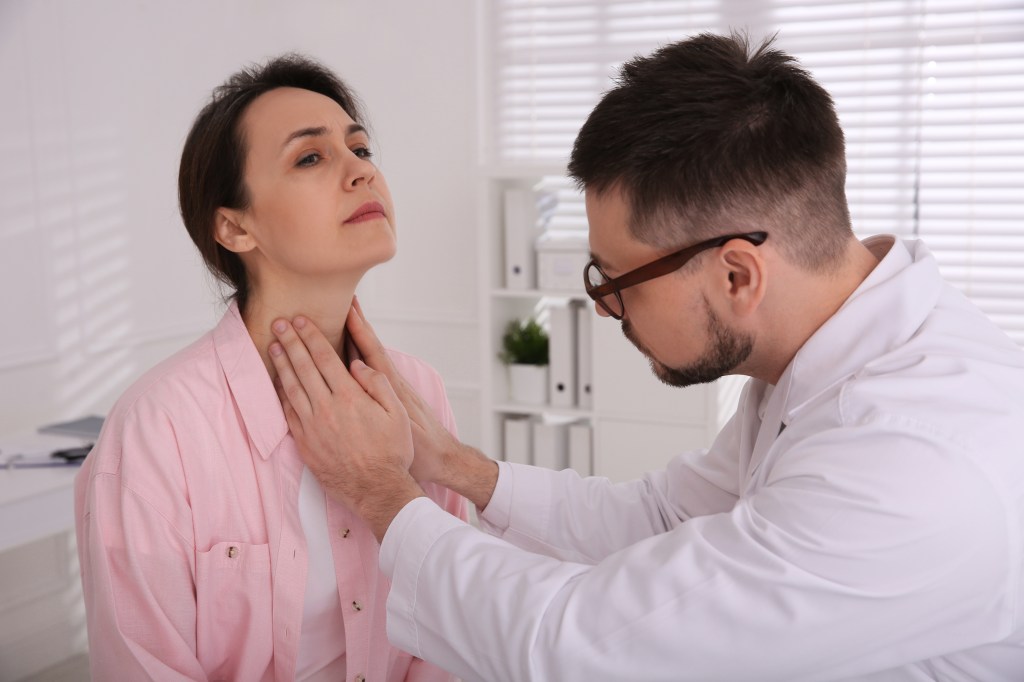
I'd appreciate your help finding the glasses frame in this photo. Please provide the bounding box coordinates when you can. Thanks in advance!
[583,231,769,319]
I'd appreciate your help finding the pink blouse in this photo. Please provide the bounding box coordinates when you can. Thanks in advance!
[75,303,466,681]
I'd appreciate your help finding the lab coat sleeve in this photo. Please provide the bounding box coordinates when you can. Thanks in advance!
[404,365,468,682]
[476,410,744,564]
[381,422,1013,682]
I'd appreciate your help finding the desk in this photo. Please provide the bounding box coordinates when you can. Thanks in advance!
[0,466,79,554]
[0,434,87,681]
[0,433,85,554]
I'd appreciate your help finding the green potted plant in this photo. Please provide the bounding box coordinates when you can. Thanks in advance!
[500,317,550,404]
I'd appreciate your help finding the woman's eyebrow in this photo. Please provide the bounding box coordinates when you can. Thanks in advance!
[281,125,329,150]
[281,123,367,151]
[282,122,370,148]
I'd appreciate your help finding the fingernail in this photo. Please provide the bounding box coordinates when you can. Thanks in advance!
[351,359,366,370]
[269,343,283,357]
[273,320,287,333]
[294,316,307,329]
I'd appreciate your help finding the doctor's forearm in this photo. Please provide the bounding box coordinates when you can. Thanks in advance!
[437,442,499,511]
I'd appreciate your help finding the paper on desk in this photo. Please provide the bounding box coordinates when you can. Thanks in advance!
[2,452,82,469]
[37,415,104,440]
[1,433,91,469]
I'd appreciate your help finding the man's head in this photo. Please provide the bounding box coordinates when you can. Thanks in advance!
[569,32,852,268]
[570,33,861,386]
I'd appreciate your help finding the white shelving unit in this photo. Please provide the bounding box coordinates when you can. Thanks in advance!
[477,168,742,483]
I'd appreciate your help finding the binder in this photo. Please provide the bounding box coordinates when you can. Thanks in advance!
[567,422,592,476]
[532,420,568,470]
[575,304,593,409]
[548,303,576,408]
[503,188,558,290]
[503,188,538,290]
[503,416,532,465]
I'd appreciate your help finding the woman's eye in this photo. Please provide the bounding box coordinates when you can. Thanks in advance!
[353,146,374,160]
[297,152,322,167]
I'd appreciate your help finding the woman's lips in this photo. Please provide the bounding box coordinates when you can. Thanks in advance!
[345,201,386,224]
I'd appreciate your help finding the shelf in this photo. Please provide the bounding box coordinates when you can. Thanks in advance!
[492,288,589,301]
[480,163,569,179]
[492,402,593,419]
[480,172,725,481]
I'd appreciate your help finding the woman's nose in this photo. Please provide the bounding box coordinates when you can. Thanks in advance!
[345,155,376,189]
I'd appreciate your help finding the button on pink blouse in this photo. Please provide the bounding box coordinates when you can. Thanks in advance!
[75,303,466,681]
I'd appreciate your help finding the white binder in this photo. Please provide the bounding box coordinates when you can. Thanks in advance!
[503,416,532,465]
[503,188,558,290]
[567,421,593,476]
[501,188,536,288]
[575,304,593,409]
[532,420,568,470]
[503,188,538,290]
[548,303,576,407]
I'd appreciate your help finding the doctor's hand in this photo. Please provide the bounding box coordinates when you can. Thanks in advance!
[343,298,462,485]
[278,300,500,511]
[346,300,499,509]
[269,316,425,542]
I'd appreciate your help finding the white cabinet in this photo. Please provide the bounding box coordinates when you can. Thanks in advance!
[477,170,739,481]
[590,310,709,425]
[594,419,706,483]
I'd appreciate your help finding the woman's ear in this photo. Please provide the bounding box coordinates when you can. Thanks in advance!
[214,208,256,254]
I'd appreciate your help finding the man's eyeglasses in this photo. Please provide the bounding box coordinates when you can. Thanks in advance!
[583,232,768,319]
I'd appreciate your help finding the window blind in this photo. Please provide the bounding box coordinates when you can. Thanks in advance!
[486,0,1024,344]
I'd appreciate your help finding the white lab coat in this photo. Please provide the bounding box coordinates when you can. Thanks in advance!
[380,237,1024,681]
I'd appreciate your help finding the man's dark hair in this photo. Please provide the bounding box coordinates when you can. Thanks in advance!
[178,53,366,311]
[568,32,852,271]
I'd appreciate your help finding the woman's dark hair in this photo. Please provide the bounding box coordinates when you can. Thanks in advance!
[178,53,366,311]
[568,32,852,271]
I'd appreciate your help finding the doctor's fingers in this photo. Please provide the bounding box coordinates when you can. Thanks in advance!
[347,300,430,416]
[272,318,358,398]
[348,359,408,420]
[346,298,400,380]
[274,379,306,441]
[270,341,315,421]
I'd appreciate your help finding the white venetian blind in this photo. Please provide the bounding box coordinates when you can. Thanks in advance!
[486,0,1024,343]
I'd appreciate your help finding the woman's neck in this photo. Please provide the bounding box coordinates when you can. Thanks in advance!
[241,283,356,378]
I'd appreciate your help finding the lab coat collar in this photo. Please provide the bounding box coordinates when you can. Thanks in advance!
[213,301,289,461]
[782,236,944,423]
[743,237,944,478]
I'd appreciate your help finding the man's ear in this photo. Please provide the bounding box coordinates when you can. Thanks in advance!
[718,241,767,317]
[214,208,256,254]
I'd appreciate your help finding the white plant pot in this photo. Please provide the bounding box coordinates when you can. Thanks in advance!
[507,364,549,405]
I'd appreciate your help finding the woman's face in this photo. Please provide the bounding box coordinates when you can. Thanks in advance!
[226,86,396,286]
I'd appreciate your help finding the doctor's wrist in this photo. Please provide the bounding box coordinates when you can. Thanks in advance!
[439,443,499,511]
[356,470,426,544]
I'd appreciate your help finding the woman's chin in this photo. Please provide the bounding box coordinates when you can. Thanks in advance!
[369,239,398,266]
[348,242,398,275]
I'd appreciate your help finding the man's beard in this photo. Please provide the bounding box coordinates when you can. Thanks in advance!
[621,299,753,388]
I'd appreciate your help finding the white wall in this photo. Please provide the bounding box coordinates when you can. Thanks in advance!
[0,1,480,676]
[0,0,481,440]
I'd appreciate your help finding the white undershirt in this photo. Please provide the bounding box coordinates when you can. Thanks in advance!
[296,466,346,681]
